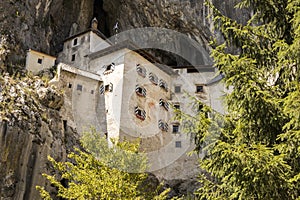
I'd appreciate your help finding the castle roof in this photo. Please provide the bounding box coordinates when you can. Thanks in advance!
[88,40,178,76]
[64,28,113,45]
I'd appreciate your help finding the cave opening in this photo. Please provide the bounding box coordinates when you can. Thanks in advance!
[93,0,110,37]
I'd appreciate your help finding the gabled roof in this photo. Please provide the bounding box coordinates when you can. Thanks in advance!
[64,28,113,45]
[88,40,177,75]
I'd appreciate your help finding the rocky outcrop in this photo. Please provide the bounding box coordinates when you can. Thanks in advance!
[0,0,250,66]
[0,74,80,199]
[0,0,94,65]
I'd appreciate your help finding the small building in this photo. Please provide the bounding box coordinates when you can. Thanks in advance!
[25,49,56,73]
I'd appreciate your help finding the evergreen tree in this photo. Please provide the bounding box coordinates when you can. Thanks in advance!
[176,0,300,199]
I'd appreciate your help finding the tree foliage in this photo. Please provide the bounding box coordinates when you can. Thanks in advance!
[176,0,300,199]
[37,129,169,200]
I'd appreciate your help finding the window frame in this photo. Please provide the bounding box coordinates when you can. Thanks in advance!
[37,58,43,64]
[159,98,169,111]
[149,72,158,85]
[175,141,182,148]
[77,84,83,91]
[158,119,168,131]
[174,85,181,93]
[103,63,115,75]
[73,38,78,46]
[196,85,204,93]
[135,106,146,120]
[159,79,168,92]
[136,64,146,78]
[71,54,76,62]
[135,85,146,97]
[172,124,180,133]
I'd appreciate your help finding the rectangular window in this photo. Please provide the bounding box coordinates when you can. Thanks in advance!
[175,141,182,148]
[91,90,94,94]
[73,38,78,46]
[68,83,72,88]
[159,99,169,111]
[135,85,146,97]
[149,73,158,85]
[77,84,82,91]
[172,124,179,133]
[71,54,76,61]
[135,107,146,120]
[158,120,168,131]
[136,64,146,77]
[159,79,168,92]
[37,58,43,64]
[174,85,181,93]
[196,85,204,93]
[103,63,115,75]
[104,83,113,92]
[173,103,180,110]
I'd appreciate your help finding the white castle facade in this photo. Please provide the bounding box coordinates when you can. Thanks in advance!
[26,18,225,180]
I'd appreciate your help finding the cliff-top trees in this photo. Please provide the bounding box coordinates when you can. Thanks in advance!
[176,0,299,199]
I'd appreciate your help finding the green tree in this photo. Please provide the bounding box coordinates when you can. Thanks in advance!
[36,129,169,200]
[176,0,300,199]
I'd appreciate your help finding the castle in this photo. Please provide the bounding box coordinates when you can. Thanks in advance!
[25,18,225,180]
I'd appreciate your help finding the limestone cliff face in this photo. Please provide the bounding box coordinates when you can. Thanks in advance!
[0,0,249,66]
[0,74,80,199]
[0,0,94,64]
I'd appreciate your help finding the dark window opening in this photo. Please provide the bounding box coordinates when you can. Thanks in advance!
[73,38,78,46]
[91,90,94,94]
[159,99,169,111]
[175,86,181,93]
[174,104,180,110]
[149,73,158,85]
[159,79,168,92]
[136,64,146,77]
[77,84,82,91]
[187,68,198,73]
[71,54,76,61]
[103,63,115,75]
[172,125,179,133]
[135,107,146,120]
[68,83,72,88]
[158,120,168,131]
[37,58,43,64]
[196,85,204,93]
[175,141,182,148]
[104,83,113,92]
[135,85,146,97]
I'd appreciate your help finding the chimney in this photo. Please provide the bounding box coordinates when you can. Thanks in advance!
[91,17,98,30]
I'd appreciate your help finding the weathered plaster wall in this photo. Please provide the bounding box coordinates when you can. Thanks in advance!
[25,50,56,74]
[121,51,172,148]
[56,66,105,134]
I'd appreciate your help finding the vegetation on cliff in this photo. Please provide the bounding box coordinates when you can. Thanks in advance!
[36,129,169,200]
[176,0,300,199]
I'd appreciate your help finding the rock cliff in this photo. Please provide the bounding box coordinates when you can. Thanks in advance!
[0,0,250,65]
[0,74,80,199]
